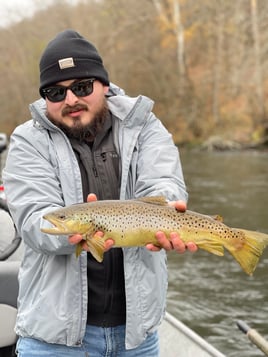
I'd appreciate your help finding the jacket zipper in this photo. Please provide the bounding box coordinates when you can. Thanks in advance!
[93,166,98,177]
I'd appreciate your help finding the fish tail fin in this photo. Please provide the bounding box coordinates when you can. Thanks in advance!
[230,229,268,275]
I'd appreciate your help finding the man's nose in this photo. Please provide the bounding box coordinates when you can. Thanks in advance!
[65,89,79,105]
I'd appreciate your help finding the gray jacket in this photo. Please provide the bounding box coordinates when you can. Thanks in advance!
[3,85,187,349]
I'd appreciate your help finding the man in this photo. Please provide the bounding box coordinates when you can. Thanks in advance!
[3,30,197,356]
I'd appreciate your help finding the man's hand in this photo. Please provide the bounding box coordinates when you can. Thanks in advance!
[146,200,198,253]
[68,193,114,252]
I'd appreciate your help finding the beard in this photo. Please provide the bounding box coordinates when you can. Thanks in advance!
[47,99,109,142]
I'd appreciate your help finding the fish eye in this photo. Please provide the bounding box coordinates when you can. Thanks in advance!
[58,214,66,219]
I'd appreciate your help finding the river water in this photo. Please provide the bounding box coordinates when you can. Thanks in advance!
[166,149,268,357]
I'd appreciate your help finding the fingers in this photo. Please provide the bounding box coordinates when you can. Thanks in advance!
[146,231,198,254]
[168,200,187,212]
[146,230,177,251]
[92,232,114,251]
[146,243,161,252]
[185,241,198,252]
[68,234,89,252]
[156,231,187,253]
[104,238,114,251]
[87,193,97,202]
[69,234,84,245]
[169,232,188,253]
[155,231,175,251]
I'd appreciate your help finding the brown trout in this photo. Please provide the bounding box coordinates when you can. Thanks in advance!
[41,196,268,275]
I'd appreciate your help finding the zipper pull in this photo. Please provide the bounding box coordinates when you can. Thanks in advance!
[93,166,98,177]
[101,152,107,162]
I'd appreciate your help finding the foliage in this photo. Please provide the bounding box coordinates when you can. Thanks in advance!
[1,0,268,145]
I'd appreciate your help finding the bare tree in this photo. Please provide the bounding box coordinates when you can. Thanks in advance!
[250,0,265,122]
[212,1,224,124]
[151,0,185,76]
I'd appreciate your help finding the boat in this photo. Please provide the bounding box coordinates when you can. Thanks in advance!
[159,312,226,357]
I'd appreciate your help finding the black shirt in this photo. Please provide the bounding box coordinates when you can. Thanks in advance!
[70,113,126,327]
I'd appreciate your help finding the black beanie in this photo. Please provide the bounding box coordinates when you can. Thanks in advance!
[39,29,109,95]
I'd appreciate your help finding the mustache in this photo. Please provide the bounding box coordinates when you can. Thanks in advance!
[62,104,88,117]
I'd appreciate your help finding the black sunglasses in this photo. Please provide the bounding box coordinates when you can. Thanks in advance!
[41,78,96,102]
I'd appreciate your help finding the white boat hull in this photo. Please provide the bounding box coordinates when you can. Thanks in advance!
[159,312,226,357]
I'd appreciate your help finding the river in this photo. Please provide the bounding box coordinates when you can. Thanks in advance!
[166,149,268,357]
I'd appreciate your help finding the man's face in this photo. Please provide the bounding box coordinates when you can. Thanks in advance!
[45,78,109,140]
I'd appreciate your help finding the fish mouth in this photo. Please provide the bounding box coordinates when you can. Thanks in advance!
[41,215,73,235]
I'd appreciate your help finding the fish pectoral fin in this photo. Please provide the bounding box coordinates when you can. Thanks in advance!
[197,240,224,256]
[85,233,106,263]
[75,242,84,258]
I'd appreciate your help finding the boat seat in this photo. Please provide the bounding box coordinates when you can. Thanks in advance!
[0,261,20,349]
[0,304,17,347]
[0,261,20,308]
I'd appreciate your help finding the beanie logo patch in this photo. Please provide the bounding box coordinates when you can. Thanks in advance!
[58,57,75,70]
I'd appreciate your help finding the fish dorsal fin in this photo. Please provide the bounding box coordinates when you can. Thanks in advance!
[211,214,223,222]
[137,196,168,206]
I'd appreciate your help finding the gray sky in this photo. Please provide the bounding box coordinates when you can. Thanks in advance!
[0,0,48,27]
[0,0,79,27]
